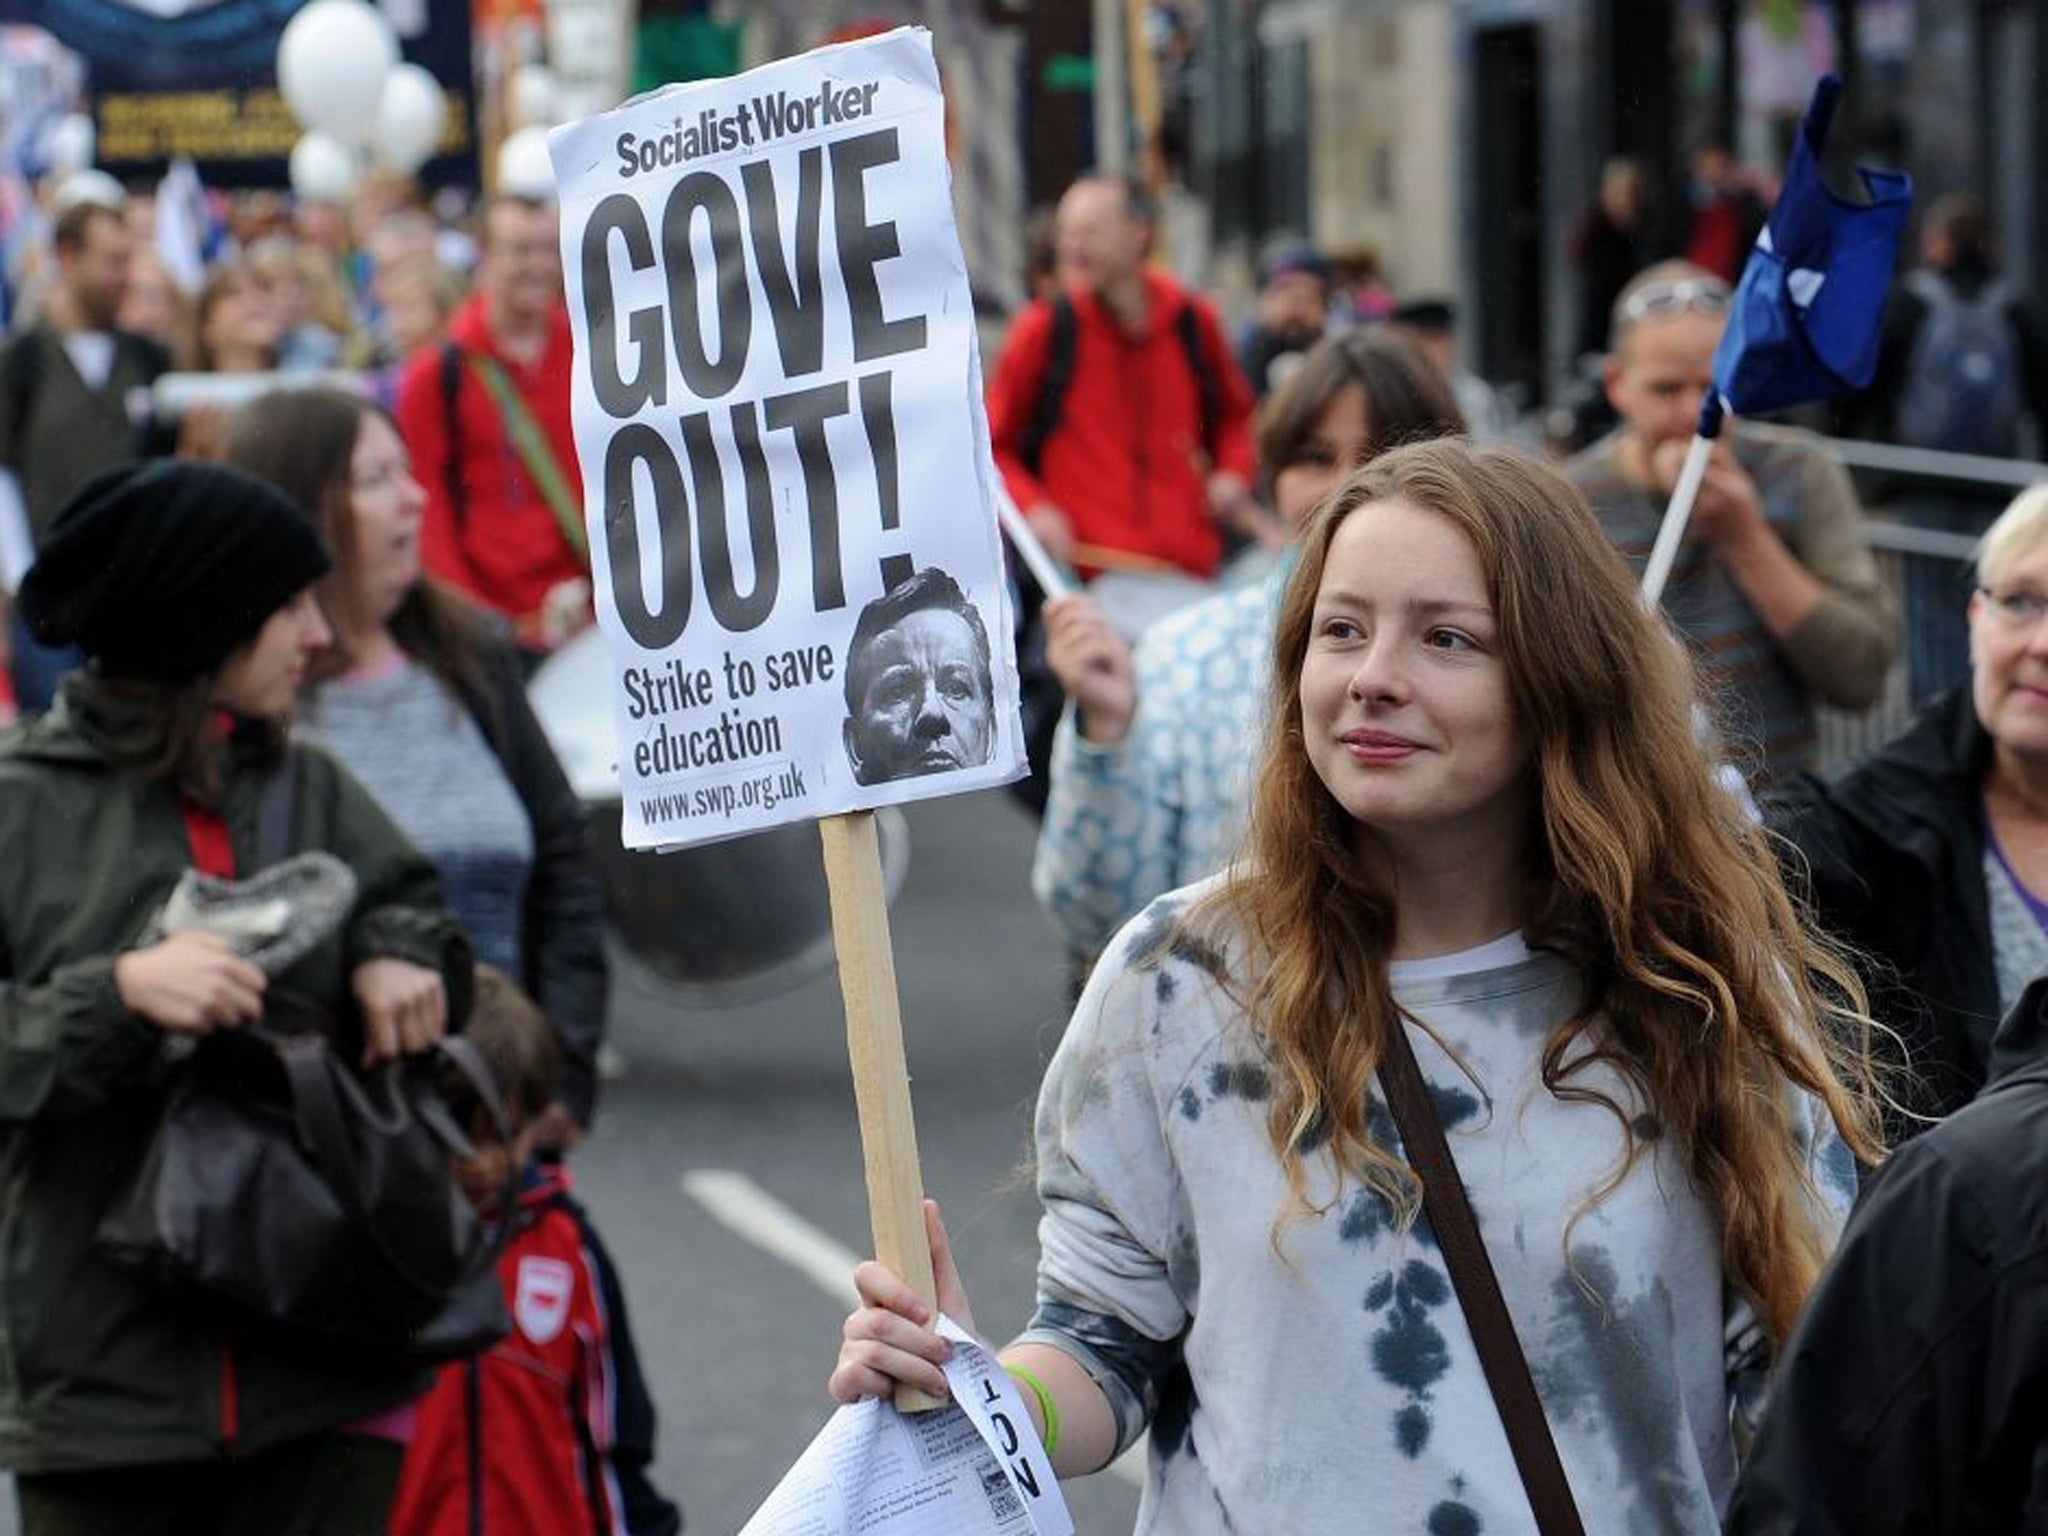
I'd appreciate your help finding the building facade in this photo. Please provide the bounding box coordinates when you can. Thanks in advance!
[1153,0,2048,406]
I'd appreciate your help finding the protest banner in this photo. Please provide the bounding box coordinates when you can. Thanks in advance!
[0,0,477,186]
[549,26,1025,1406]
[549,25,1024,848]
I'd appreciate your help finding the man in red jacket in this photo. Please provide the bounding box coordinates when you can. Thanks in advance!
[395,195,589,654]
[987,176,1265,579]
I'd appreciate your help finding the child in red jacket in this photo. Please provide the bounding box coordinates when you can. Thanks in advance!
[0,601,16,727]
[390,970,681,1536]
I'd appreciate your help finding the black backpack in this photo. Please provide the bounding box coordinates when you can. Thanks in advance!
[1014,291,1224,473]
[1896,271,2024,457]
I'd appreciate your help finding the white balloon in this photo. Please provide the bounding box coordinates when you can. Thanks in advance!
[495,125,557,202]
[507,63,558,130]
[373,63,447,173]
[277,0,399,146]
[290,131,360,205]
[44,113,95,177]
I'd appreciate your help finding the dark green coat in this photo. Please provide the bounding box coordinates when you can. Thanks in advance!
[0,678,473,1473]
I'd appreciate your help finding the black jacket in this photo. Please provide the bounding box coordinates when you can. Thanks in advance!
[1724,979,2048,1534]
[1766,687,2003,1129]
[453,640,608,1126]
[0,325,173,543]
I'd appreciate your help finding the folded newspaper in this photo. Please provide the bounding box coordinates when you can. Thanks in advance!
[740,1317,1073,1536]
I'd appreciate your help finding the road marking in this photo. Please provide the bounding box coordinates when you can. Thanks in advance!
[679,1168,1147,1490]
[680,1169,862,1309]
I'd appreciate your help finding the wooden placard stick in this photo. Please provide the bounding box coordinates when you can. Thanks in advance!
[818,809,945,1413]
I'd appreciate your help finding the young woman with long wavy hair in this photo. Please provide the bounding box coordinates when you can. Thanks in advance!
[831,439,1883,1536]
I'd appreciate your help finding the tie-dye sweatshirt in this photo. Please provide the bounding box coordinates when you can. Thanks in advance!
[1022,887,1857,1536]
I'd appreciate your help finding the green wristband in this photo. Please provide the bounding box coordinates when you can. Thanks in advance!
[1004,1363,1060,1457]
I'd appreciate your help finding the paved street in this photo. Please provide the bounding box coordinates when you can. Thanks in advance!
[573,786,1142,1534]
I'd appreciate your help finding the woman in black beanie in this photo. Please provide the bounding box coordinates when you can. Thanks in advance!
[222,381,686,1536]
[0,459,473,1535]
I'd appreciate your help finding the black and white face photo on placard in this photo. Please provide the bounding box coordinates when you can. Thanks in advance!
[840,566,995,786]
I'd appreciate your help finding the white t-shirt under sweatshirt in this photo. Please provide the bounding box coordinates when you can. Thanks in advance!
[1025,881,1856,1536]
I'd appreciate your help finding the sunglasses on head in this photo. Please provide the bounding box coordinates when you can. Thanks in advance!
[1618,277,1732,327]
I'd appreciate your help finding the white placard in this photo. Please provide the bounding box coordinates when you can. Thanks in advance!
[548,27,1024,850]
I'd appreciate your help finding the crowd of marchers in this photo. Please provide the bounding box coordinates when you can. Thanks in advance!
[0,143,2044,1536]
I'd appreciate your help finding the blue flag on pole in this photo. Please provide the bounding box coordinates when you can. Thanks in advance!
[1709,74,1912,423]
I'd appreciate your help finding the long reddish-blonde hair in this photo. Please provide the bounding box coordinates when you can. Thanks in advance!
[1198,438,1883,1344]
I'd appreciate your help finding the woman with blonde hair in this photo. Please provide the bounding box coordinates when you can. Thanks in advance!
[833,439,1880,1535]
[247,235,355,371]
[1770,479,2048,1129]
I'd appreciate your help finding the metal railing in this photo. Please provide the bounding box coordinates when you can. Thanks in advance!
[1830,437,2046,493]
[1814,438,2045,768]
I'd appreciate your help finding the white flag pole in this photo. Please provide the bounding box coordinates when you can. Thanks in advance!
[1639,391,1732,610]
[994,484,1074,601]
[1638,431,1718,609]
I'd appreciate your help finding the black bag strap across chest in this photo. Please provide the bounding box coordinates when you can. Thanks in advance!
[1018,292,1221,475]
[1377,1024,1586,1536]
[255,746,300,870]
